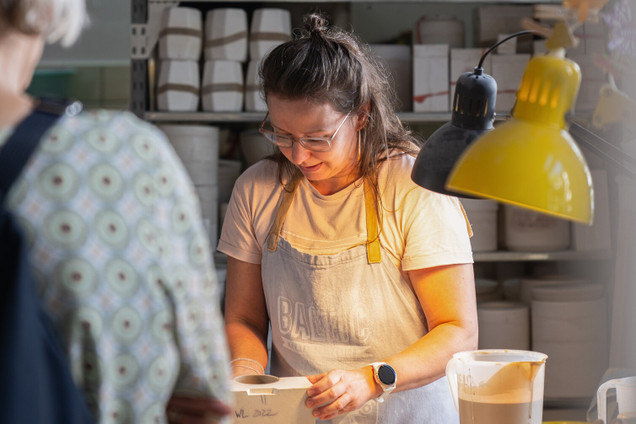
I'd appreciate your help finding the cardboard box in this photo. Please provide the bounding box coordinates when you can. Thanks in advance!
[370,44,412,111]
[232,375,315,424]
[475,5,533,47]
[490,53,530,114]
[412,44,449,112]
[495,33,517,55]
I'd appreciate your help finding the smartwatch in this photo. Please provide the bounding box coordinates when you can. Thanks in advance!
[371,362,397,402]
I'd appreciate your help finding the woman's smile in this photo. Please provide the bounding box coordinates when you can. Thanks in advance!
[298,162,322,174]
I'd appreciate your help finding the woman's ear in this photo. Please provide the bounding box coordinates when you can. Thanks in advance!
[354,102,371,131]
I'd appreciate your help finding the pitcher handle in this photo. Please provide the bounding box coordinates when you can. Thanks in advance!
[597,379,617,424]
[446,357,460,412]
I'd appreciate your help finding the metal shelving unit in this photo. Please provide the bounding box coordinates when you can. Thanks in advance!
[130,0,563,117]
[132,0,612,266]
[143,110,455,123]
[473,249,613,262]
[213,249,613,266]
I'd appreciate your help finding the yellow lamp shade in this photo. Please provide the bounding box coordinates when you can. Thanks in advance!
[446,53,595,224]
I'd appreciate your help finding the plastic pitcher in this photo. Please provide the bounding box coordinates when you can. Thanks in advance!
[597,376,636,424]
[446,349,548,424]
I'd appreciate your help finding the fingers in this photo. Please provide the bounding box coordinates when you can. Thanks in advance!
[311,390,355,420]
[305,369,374,420]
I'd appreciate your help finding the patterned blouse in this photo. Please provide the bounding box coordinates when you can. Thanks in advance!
[2,110,231,423]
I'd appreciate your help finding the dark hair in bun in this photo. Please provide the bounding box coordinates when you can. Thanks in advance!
[260,12,420,192]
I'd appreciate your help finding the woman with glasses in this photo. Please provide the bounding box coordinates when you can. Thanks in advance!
[218,13,477,423]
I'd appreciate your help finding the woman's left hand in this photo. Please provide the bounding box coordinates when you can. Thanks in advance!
[305,367,378,420]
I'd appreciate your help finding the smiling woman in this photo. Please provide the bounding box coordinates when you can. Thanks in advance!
[219,11,478,424]
[263,97,359,195]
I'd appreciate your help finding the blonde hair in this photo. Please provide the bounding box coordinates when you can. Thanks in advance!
[0,0,88,46]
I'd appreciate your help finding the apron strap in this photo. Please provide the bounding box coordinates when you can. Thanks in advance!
[458,201,474,238]
[364,182,382,264]
[266,177,382,264]
[267,177,300,252]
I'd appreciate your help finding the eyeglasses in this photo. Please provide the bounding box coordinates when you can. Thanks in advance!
[259,111,351,153]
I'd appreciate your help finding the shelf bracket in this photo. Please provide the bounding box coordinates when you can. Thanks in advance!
[130,0,179,60]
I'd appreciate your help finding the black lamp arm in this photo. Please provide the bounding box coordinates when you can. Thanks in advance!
[569,121,636,177]
[477,30,537,69]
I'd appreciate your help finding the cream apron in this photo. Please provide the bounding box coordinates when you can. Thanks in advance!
[261,179,459,424]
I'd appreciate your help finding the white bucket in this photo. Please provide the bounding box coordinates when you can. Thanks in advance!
[519,276,588,305]
[160,123,219,186]
[532,298,607,342]
[156,60,200,111]
[196,184,219,222]
[204,8,248,62]
[477,301,530,350]
[219,202,230,232]
[475,278,501,303]
[249,8,291,60]
[218,159,242,205]
[201,60,244,112]
[461,199,499,252]
[158,7,202,60]
[240,129,276,166]
[503,204,570,251]
[502,278,522,301]
[158,124,219,164]
[532,297,608,399]
[245,59,267,112]
[196,184,219,250]
[181,161,217,186]
[531,282,603,302]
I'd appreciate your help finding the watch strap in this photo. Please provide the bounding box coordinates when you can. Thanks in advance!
[371,362,397,403]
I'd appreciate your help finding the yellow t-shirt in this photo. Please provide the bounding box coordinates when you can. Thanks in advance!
[218,152,473,272]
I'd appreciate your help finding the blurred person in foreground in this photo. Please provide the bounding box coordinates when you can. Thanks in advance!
[219,13,478,424]
[0,0,232,422]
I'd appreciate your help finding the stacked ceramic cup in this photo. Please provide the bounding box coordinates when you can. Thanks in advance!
[159,125,220,249]
[157,7,202,111]
[245,8,292,111]
[202,8,248,111]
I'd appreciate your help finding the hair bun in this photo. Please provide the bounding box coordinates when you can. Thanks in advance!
[303,13,328,36]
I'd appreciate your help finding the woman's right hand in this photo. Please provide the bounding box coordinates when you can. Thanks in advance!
[304,366,379,421]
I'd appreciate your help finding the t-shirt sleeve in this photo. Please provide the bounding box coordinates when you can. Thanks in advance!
[217,161,280,264]
[389,157,473,271]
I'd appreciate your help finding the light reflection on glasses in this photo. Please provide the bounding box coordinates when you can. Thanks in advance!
[259,111,351,152]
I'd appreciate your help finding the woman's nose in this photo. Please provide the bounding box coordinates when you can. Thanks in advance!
[291,142,311,164]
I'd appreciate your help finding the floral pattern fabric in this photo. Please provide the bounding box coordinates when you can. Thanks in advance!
[2,110,231,424]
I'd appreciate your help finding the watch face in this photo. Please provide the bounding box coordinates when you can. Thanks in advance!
[378,364,396,385]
